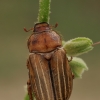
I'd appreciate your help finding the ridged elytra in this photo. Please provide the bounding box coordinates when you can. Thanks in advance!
[26,22,74,100]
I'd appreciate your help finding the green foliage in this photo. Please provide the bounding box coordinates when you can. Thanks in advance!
[24,93,36,100]
[24,94,29,100]
[63,37,93,56]
[37,0,51,23]
[62,40,66,45]
[62,37,93,78]
[69,57,88,78]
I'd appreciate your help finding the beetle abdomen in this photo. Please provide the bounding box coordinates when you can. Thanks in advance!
[28,48,73,100]
[27,31,62,53]
[28,53,55,100]
[50,48,73,100]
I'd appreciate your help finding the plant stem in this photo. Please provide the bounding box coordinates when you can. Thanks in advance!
[37,0,51,23]
[92,41,100,46]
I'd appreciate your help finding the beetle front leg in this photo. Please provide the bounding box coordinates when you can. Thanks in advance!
[26,58,33,100]
[27,80,33,100]
[26,59,29,69]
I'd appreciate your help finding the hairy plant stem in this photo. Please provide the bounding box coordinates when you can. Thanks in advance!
[37,0,51,23]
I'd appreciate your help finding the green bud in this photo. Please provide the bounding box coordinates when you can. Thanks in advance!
[62,40,66,45]
[63,37,93,56]
[69,57,88,78]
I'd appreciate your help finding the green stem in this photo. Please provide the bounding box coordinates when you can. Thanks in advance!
[37,0,51,23]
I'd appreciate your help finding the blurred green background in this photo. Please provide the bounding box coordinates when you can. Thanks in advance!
[0,0,100,100]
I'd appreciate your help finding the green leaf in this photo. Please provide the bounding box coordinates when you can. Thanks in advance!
[63,37,93,56]
[69,57,88,78]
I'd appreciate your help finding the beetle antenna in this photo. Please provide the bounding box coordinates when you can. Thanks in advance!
[54,23,58,28]
[92,41,100,46]
[24,27,34,32]
[50,23,58,29]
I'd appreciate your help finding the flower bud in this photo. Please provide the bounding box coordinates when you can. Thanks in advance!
[69,57,88,78]
[63,37,93,56]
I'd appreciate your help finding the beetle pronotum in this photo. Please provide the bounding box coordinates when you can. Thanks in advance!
[26,22,74,100]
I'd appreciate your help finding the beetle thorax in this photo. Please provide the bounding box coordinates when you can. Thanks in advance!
[34,22,50,33]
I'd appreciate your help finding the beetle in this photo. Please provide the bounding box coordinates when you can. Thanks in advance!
[26,22,74,100]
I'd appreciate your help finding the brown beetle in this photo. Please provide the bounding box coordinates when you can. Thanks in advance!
[26,22,73,100]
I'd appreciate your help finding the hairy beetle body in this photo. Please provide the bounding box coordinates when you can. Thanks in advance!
[27,22,73,100]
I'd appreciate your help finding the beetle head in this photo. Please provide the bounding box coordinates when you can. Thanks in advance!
[34,22,50,33]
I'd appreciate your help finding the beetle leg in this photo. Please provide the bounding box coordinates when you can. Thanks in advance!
[26,59,29,69]
[72,74,74,79]
[27,58,34,100]
[27,80,33,100]
[68,56,73,62]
